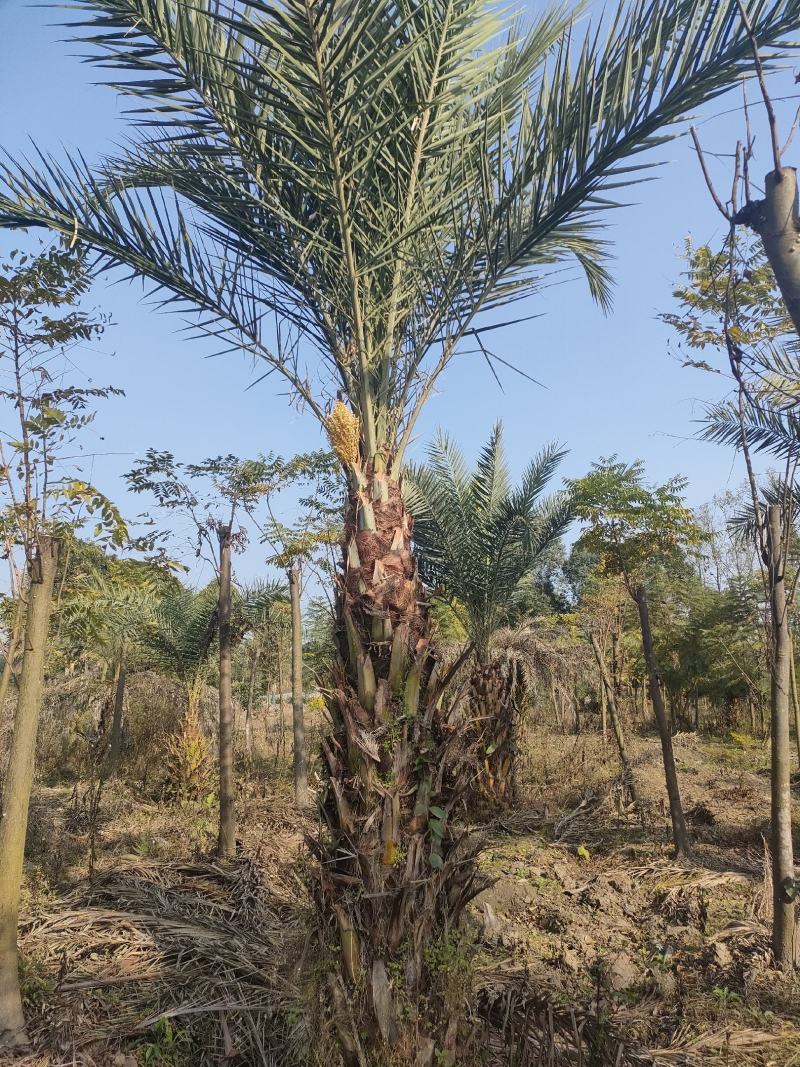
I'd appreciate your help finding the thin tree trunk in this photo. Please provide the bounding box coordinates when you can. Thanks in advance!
[634,584,690,858]
[289,561,308,804]
[789,634,800,771]
[0,535,59,1049]
[217,526,236,860]
[107,653,126,774]
[611,626,622,702]
[245,638,260,760]
[0,603,23,717]
[277,636,286,761]
[590,633,639,809]
[767,505,796,967]
[599,665,608,741]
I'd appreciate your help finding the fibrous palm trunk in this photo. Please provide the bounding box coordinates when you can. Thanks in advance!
[465,661,518,809]
[0,535,59,1049]
[316,470,484,1065]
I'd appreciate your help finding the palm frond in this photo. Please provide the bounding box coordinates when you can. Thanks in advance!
[406,424,572,656]
[0,0,798,462]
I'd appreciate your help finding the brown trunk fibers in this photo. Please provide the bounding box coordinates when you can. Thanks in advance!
[316,470,485,1064]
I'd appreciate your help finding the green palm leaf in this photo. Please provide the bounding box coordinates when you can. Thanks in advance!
[0,0,798,467]
[405,424,572,656]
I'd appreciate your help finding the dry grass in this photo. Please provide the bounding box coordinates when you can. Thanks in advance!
[18,856,311,1066]
[7,716,800,1066]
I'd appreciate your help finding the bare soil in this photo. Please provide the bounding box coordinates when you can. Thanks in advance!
[5,725,800,1066]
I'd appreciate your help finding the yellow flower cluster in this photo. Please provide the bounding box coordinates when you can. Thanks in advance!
[327,400,360,467]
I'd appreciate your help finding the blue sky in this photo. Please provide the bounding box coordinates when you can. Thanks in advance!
[2,1,800,585]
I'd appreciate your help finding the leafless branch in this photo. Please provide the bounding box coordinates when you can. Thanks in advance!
[689,127,731,220]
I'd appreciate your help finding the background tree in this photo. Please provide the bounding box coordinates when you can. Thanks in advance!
[138,583,218,800]
[126,449,292,856]
[56,556,171,772]
[2,0,800,1055]
[235,578,290,760]
[0,246,125,1049]
[666,229,800,964]
[572,459,706,857]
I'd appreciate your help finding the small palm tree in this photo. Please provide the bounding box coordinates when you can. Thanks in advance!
[407,425,572,659]
[58,561,168,771]
[406,424,572,803]
[140,584,219,798]
[1,0,799,1053]
[235,578,289,758]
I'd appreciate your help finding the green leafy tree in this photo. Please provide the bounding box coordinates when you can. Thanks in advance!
[126,448,305,853]
[139,583,219,798]
[666,233,800,965]
[57,555,174,771]
[0,247,126,1048]
[235,578,289,760]
[258,449,340,802]
[2,0,800,1053]
[573,458,706,856]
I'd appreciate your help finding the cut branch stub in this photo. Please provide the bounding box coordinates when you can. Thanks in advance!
[735,167,800,336]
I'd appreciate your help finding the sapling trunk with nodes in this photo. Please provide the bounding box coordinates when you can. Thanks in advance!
[0,536,59,1048]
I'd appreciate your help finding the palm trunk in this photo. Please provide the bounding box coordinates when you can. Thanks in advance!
[466,660,517,808]
[590,632,639,810]
[0,535,59,1049]
[218,526,236,860]
[289,562,308,804]
[766,505,796,967]
[317,469,483,1064]
[107,654,126,774]
[633,583,690,858]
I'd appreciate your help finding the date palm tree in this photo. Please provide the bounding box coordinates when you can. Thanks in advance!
[406,425,572,804]
[1,0,799,1055]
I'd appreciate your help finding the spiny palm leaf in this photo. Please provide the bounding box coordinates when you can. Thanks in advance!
[57,563,169,666]
[0,0,798,466]
[405,425,572,656]
[703,397,800,458]
[140,583,219,683]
